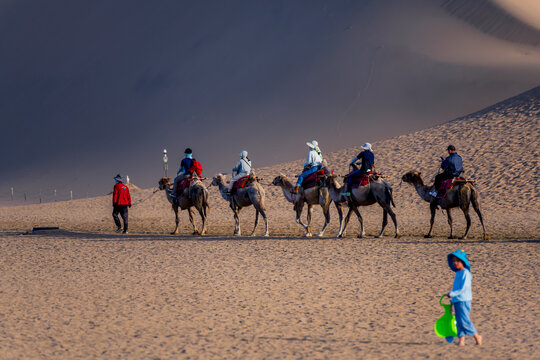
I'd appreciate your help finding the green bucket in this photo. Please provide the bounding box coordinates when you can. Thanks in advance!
[434,295,457,342]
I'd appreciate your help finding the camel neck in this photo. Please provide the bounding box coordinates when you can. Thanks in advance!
[216,178,231,201]
[164,186,175,205]
[279,178,295,203]
[414,178,432,202]
[327,179,345,203]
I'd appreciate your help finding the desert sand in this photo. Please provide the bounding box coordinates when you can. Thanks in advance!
[0,87,538,358]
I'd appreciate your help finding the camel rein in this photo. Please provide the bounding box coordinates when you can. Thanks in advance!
[131,187,160,206]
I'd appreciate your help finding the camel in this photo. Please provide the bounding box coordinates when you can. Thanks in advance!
[401,171,486,240]
[211,174,269,236]
[320,174,399,238]
[271,174,342,237]
[158,177,209,235]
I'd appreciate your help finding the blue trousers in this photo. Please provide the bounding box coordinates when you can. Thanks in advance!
[453,301,477,337]
[296,166,319,186]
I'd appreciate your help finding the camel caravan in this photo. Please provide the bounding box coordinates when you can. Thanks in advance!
[157,143,486,240]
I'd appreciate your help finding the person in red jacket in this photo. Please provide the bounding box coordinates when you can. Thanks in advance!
[112,174,131,234]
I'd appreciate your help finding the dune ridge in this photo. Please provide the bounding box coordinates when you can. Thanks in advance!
[441,0,540,46]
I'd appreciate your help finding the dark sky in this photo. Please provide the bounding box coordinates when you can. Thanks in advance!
[1,0,540,202]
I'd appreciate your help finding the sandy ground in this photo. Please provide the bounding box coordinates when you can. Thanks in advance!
[0,232,538,359]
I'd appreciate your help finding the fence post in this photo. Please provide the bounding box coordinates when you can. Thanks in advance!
[54,189,57,202]
[70,190,73,201]
[11,187,13,201]
[163,149,168,177]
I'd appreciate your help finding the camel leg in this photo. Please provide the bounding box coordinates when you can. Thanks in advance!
[471,192,487,240]
[187,207,199,235]
[425,203,437,238]
[339,207,354,237]
[353,207,365,238]
[376,209,387,238]
[317,203,331,237]
[232,205,241,236]
[460,208,472,240]
[334,203,344,238]
[253,205,269,237]
[305,204,313,237]
[171,205,180,235]
[259,206,269,237]
[388,206,399,238]
[295,201,310,234]
[198,206,207,235]
[446,208,455,239]
[376,194,399,238]
[250,209,259,236]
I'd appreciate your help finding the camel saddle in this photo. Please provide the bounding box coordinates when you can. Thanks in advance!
[231,175,253,195]
[302,167,331,190]
[175,178,195,200]
[346,171,377,189]
[436,177,466,199]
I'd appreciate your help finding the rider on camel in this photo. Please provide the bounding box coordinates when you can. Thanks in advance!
[342,142,375,197]
[226,150,252,194]
[171,148,195,198]
[292,140,323,194]
[429,145,463,197]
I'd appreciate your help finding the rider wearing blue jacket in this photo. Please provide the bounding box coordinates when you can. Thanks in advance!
[430,145,463,197]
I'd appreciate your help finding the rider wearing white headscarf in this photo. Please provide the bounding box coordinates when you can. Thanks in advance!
[227,150,252,192]
[292,140,323,193]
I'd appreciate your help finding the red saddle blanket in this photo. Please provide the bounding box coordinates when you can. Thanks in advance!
[175,178,195,199]
[302,168,331,190]
[346,171,373,189]
[436,177,464,199]
[231,175,251,195]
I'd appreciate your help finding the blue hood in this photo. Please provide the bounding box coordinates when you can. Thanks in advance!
[447,249,471,272]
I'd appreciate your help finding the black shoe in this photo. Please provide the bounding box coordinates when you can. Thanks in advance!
[115,227,122,233]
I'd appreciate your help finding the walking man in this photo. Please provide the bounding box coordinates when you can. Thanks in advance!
[112,174,131,234]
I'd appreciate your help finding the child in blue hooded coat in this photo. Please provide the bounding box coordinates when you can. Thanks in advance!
[447,249,482,346]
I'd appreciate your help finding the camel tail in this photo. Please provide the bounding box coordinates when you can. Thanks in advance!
[470,184,481,212]
[386,185,396,208]
[203,188,210,216]
[193,187,209,215]
[459,184,472,210]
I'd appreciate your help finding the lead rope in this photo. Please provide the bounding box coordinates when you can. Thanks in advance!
[131,187,160,206]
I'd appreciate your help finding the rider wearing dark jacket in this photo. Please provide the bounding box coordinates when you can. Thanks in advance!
[432,145,463,196]
[171,148,195,197]
[342,142,375,196]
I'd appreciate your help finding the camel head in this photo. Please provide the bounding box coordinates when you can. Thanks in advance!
[211,174,226,187]
[158,177,172,190]
[401,171,423,185]
[272,174,288,186]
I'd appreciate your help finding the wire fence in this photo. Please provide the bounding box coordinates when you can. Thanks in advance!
[0,186,94,206]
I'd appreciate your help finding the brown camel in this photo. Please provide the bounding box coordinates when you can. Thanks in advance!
[211,174,269,236]
[320,174,399,238]
[401,171,486,239]
[158,177,209,235]
[271,174,342,237]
